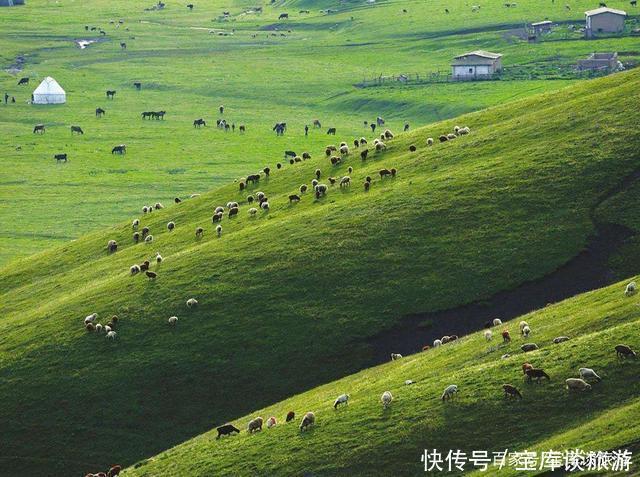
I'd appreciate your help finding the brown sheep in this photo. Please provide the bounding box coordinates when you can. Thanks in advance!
[360,149,369,160]
[286,411,295,422]
[522,362,533,374]
[503,384,522,399]
[379,168,392,178]
[330,156,341,165]
[502,330,511,342]
[525,368,550,383]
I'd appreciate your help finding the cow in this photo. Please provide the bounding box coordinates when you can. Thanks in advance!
[55,153,68,162]
[18,77,29,86]
[279,13,289,19]
[193,118,206,128]
[71,126,84,134]
[33,124,45,134]
[96,107,106,117]
[216,423,240,439]
[326,127,336,135]
[112,144,126,154]
[106,90,116,99]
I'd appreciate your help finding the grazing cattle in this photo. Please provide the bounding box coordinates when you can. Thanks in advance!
[279,13,289,19]
[33,124,45,134]
[286,411,295,422]
[106,90,116,99]
[112,144,126,154]
[120,42,127,49]
[313,119,321,128]
[327,127,336,135]
[216,424,240,439]
[615,344,636,359]
[96,107,106,117]
[55,153,68,162]
[193,118,206,128]
[71,125,84,134]
[134,82,141,90]
[239,125,246,133]
[246,174,261,184]
[503,384,522,399]
[525,368,550,383]
[289,194,301,203]
[18,77,29,85]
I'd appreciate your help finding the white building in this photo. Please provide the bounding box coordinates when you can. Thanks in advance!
[32,77,66,104]
[451,50,503,81]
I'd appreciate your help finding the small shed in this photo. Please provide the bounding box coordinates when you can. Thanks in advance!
[531,20,553,35]
[0,0,25,5]
[32,77,66,104]
[585,7,626,37]
[577,52,619,71]
[451,50,502,80]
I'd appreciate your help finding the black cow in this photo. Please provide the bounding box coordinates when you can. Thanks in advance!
[193,118,206,128]
[55,153,68,162]
[18,77,29,86]
[216,424,240,439]
[279,13,289,19]
[326,127,336,135]
[112,144,126,154]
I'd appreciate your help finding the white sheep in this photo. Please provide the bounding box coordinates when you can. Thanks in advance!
[522,325,531,338]
[106,330,117,339]
[168,316,178,325]
[427,137,434,145]
[216,225,222,237]
[145,235,154,243]
[261,201,270,211]
[484,330,493,341]
[458,126,470,135]
[390,353,403,361]
[186,298,198,307]
[441,384,458,401]
[95,323,103,333]
[566,378,591,391]
[333,394,349,409]
[405,379,415,385]
[132,219,139,229]
[104,325,112,333]
[156,252,163,263]
[625,281,637,296]
[553,336,570,344]
[381,391,393,408]
[215,206,224,214]
[130,264,141,275]
[84,313,97,324]
[433,339,442,348]
[266,416,277,428]
[519,321,528,332]
[142,206,149,214]
[579,368,602,382]
[299,411,315,431]
[492,318,502,326]
[339,145,349,155]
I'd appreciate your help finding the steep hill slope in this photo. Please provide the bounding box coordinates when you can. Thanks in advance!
[121,276,640,476]
[1,70,639,475]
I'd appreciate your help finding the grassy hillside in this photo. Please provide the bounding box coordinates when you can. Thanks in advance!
[1,69,639,475]
[1,0,638,263]
[120,276,640,476]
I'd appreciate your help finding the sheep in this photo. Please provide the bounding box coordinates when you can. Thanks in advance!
[484,330,493,341]
[302,152,311,160]
[186,298,198,307]
[503,384,522,399]
[133,232,140,243]
[146,271,157,279]
[624,281,637,296]
[239,182,245,191]
[289,194,301,203]
[330,156,342,165]
[167,221,175,232]
[212,212,223,223]
[105,325,112,333]
[447,133,456,140]
[142,206,149,214]
[216,424,240,439]
[383,129,394,139]
[315,184,328,198]
[84,313,98,324]
[375,141,386,151]
[381,391,393,408]
[615,344,636,359]
[247,195,254,203]
[441,336,451,344]
[286,411,295,422]
[107,240,118,253]
[339,145,349,155]
[501,353,510,359]
[519,321,529,332]
[195,227,204,237]
[360,137,367,145]
[140,260,150,271]
[106,331,117,339]
[132,219,139,229]
[493,318,502,326]
[107,465,122,477]
[553,336,570,344]
[299,411,315,431]
[522,325,531,337]
[379,168,392,178]
[439,135,448,142]
[340,176,351,187]
[247,417,263,433]
[409,145,416,152]
[433,339,442,347]
[360,149,369,160]
[248,207,258,216]
[130,264,141,275]
[441,384,458,401]
[522,362,533,374]
[525,368,550,383]
[229,207,239,218]
[454,125,461,133]
[333,394,349,409]
[458,126,470,135]
[142,226,150,237]
[216,224,222,237]
[405,379,415,385]
[168,316,178,325]
[566,378,591,392]
[95,323,103,333]
[427,137,434,145]
[266,416,277,428]
[86,323,95,332]
[156,252,163,263]
[145,235,154,243]
[390,353,403,361]
[311,179,319,188]
[579,368,601,382]
[215,206,225,214]
[328,177,337,185]
[502,330,511,342]
[521,343,538,352]
[260,201,270,211]
[364,181,370,191]
[300,184,308,194]
[154,202,164,209]
[365,176,372,183]
[256,192,265,201]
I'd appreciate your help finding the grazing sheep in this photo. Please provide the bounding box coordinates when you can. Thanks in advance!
[299,184,309,194]
[84,313,98,324]
[196,227,204,237]
[143,206,149,214]
[333,394,349,409]
[311,179,319,188]
[360,137,367,145]
[140,260,150,271]
[266,417,277,428]
[168,316,178,325]
[381,391,393,408]
[348,166,353,174]
[303,152,311,160]
[216,424,240,439]
[145,235,154,243]
[493,318,502,326]
[133,232,140,243]
[519,321,529,332]
[142,227,150,237]
[364,181,370,191]
[95,324,103,333]
[154,202,164,209]
[247,417,263,433]
[263,167,271,176]
[86,323,95,332]
[106,331,117,339]
[107,465,122,477]
[246,207,257,216]
[132,219,139,229]
[167,221,175,231]
[156,252,163,263]
[107,240,118,253]
[503,384,522,399]
[175,197,182,203]
[299,411,315,431]
[405,380,415,385]
[105,325,112,333]
[328,177,337,185]
[579,368,601,382]
[454,126,461,134]
[625,281,637,296]
[502,330,511,342]
[458,126,471,135]
[433,339,442,347]
[521,343,538,352]
[383,129,394,139]
[525,368,550,383]
[447,133,456,140]
[146,271,157,279]
[409,145,416,152]
[286,411,295,422]
[441,385,458,401]
[256,192,265,201]
[553,336,570,344]
[229,207,239,218]
[215,206,225,214]
[360,149,369,160]
[566,378,591,392]
[375,141,386,151]
[186,298,198,307]
[216,225,222,237]
[441,336,451,344]
[315,184,328,198]
[379,168,392,178]
[289,194,301,203]
[340,176,351,187]
[260,201,270,211]
[484,330,493,341]
[239,182,245,191]
[247,195,254,203]
[365,176,372,183]
[522,362,533,374]
[615,344,636,359]
[390,353,403,361]
[522,325,531,337]
[130,264,141,275]
[427,138,434,146]
[212,212,223,223]
[339,145,349,155]
[330,156,342,165]
[439,135,448,142]
[501,353,510,359]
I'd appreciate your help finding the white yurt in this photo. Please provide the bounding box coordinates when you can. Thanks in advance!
[32,76,66,104]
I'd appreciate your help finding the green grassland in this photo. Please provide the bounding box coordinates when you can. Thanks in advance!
[1,0,638,264]
[1,65,639,475]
